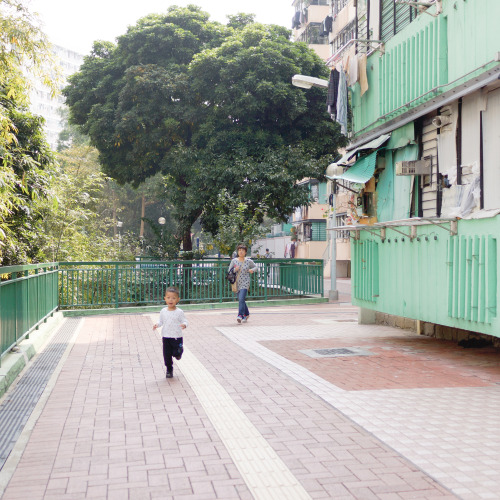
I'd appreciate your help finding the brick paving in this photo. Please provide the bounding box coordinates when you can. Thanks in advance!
[0,302,499,499]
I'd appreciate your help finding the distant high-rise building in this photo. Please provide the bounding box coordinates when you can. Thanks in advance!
[29,45,83,150]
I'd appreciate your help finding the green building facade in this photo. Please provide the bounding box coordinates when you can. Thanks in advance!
[336,0,500,337]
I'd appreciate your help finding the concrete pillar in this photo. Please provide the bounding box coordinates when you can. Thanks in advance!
[358,307,376,324]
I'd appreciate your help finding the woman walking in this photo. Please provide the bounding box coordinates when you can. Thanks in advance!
[228,243,257,323]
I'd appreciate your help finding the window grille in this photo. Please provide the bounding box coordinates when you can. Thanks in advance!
[336,213,350,239]
[334,0,349,11]
[297,22,330,45]
[332,20,356,53]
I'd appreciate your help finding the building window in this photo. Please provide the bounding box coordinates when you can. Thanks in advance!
[335,213,350,240]
[380,0,418,42]
[310,181,319,201]
[297,22,330,45]
[304,221,327,242]
[333,0,349,11]
[332,20,356,52]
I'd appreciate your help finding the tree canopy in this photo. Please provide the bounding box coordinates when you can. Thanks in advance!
[64,5,346,251]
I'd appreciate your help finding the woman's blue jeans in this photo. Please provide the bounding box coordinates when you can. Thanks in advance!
[237,288,249,318]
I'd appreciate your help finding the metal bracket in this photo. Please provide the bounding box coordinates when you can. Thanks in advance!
[388,227,411,239]
[334,180,362,194]
[428,219,458,235]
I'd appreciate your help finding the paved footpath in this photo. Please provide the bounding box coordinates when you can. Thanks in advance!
[0,302,499,499]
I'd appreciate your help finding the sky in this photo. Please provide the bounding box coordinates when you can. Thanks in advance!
[29,0,295,56]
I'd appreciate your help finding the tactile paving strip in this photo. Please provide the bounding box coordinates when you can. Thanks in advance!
[0,318,81,469]
[177,347,312,500]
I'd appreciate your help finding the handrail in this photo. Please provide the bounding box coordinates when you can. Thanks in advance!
[0,263,59,365]
[325,38,384,67]
[1,259,324,360]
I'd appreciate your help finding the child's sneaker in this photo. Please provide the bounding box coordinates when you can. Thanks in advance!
[166,368,173,378]
[237,316,242,324]
[242,315,248,323]
[173,343,183,360]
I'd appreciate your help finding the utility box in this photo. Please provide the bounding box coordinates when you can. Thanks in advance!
[395,159,431,175]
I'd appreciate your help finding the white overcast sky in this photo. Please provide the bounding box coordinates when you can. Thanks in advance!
[29,0,295,56]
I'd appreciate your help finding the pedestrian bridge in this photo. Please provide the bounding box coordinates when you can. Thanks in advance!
[1,259,324,363]
[1,303,499,499]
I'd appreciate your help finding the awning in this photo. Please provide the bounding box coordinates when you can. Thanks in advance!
[336,134,390,165]
[332,150,378,184]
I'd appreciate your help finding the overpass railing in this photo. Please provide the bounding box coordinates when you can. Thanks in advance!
[1,259,323,361]
[58,259,323,309]
[0,263,59,365]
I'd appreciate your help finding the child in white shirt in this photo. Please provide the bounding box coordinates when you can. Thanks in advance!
[153,287,188,378]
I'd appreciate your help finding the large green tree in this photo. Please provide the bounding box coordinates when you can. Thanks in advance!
[64,5,345,252]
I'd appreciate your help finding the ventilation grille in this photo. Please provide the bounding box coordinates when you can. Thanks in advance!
[300,347,373,358]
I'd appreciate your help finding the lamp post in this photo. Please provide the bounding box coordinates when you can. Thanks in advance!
[325,163,345,301]
[116,220,123,249]
[158,217,166,247]
[292,74,338,301]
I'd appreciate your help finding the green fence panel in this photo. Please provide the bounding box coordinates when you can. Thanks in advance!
[0,263,59,363]
[58,260,323,309]
[1,259,322,360]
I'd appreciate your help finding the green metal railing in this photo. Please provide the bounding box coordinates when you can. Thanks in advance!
[58,259,324,309]
[0,259,323,361]
[0,263,59,364]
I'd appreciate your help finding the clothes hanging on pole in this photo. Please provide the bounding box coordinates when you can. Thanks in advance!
[358,53,369,96]
[324,15,333,33]
[326,69,339,116]
[348,54,359,87]
[336,67,348,135]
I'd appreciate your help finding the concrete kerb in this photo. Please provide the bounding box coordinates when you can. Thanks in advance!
[61,296,329,317]
[0,311,66,399]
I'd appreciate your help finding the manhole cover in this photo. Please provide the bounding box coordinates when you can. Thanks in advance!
[299,347,373,358]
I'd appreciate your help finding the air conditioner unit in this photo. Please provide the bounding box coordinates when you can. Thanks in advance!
[395,159,431,176]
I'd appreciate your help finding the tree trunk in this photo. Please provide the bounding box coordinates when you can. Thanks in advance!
[182,229,192,251]
[140,194,145,237]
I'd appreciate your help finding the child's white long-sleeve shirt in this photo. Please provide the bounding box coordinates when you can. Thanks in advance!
[156,307,188,338]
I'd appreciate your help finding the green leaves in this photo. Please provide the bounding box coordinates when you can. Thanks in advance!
[63,6,346,254]
[209,189,268,255]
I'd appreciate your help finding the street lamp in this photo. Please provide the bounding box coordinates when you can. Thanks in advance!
[292,74,329,89]
[292,74,338,301]
[158,217,166,241]
[116,220,123,249]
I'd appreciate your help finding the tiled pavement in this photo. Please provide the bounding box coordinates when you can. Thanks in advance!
[0,301,499,499]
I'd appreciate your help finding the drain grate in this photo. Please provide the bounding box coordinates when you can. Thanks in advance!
[0,318,81,469]
[300,346,373,358]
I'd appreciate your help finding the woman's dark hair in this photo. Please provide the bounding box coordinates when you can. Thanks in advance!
[237,243,247,252]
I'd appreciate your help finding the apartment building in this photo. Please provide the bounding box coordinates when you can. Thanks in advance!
[326,0,500,340]
[29,45,83,150]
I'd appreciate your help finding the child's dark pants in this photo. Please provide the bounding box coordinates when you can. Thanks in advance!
[162,337,183,371]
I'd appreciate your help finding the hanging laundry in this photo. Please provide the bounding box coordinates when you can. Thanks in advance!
[319,20,328,37]
[347,54,358,87]
[336,67,348,135]
[358,53,369,96]
[333,0,339,19]
[326,69,339,116]
[324,15,333,33]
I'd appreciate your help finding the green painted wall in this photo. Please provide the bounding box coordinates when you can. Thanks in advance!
[351,0,500,137]
[352,216,500,337]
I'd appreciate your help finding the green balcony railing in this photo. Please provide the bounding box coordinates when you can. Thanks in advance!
[58,259,323,309]
[0,263,59,364]
[0,259,323,361]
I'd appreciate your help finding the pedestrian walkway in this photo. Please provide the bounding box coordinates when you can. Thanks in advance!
[0,302,499,499]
